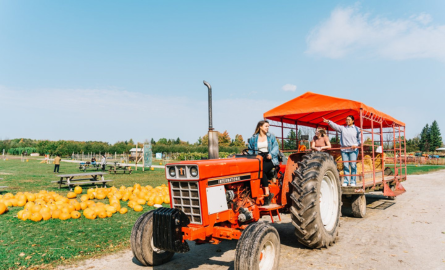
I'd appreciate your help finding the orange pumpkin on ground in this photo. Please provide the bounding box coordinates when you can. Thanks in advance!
[41,212,52,221]
[51,209,61,219]
[0,202,7,215]
[59,212,71,220]
[119,207,128,214]
[74,186,82,194]
[71,211,81,219]
[133,204,143,212]
[31,212,43,222]
[67,192,77,199]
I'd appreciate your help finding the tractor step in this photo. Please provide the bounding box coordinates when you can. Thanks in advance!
[258,204,283,223]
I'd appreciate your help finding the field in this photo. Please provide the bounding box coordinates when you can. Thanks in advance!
[0,159,168,270]
[1,158,444,269]
[387,164,445,175]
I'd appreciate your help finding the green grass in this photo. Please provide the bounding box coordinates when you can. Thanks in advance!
[386,164,445,175]
[0,159,168,270]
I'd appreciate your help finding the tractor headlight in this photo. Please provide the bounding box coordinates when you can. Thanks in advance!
[190,166,198,177]
[168,167,176,177]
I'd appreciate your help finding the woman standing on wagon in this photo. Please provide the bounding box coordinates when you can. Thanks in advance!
[323,116,361,187]
[248,120,279,205]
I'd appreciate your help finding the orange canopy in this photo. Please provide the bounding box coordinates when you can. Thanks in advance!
[264,92,405,129]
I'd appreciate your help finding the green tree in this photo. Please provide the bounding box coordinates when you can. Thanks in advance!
[429,120,443,151]
[157,138,168,144]
[231,134,245,147]
[175,137,181,144]
[284,130,296,150]
[150,138,156,145]
[419,124,430,152]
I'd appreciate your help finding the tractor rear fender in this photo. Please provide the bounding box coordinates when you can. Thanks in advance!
[281,153,305,206]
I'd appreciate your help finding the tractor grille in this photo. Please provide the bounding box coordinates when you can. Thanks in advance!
[170,181,202,224]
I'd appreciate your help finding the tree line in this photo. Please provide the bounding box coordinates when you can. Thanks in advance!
[0,130,246,156]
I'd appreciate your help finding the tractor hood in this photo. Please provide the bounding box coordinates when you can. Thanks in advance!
[165,156,262,181]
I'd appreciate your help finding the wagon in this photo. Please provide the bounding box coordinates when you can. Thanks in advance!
[264,92,407,217]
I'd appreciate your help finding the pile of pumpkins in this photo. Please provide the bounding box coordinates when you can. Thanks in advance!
[0,184,170,222]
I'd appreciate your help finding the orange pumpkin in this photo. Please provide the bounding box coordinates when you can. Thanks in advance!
[41,212,52,221]
[74,186,82,194]
[0,202,7,215]
[59,212,71,220]
[22,211,31,221]
[31,212,43,222]
[133,204,143,212]
[51,209,61,219]
[71,211,81,219]
[154,196,163,205]
[98,211,107,219]
[67,192,77,199]
[80,195,89,202]
[119,207,128,214]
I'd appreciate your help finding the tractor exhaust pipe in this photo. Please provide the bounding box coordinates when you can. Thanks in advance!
[204,80,219,159]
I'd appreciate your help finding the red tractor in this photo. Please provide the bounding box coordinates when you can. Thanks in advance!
[131,92,407,270]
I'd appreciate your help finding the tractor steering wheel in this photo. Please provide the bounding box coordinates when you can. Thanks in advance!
[241,149,267,156]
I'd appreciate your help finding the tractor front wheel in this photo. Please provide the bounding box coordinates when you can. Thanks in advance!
[130,211,174,266]
[235,222,280,270]
[290,152,341,248]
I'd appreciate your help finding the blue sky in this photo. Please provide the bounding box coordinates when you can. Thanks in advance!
[1,0,444,144]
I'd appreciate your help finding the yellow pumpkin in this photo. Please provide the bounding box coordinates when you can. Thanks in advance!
[67,192,77,199]
[119,207,128,214]
[22,211,31,221]
[41,211,52,221]
[31,212,43,222]
[98,211,107,219]
[71,211,81,219]
[51,209,61,219]
[154,196,164,205]
[59,212,71,220]
[133,204,143,212]
[74,186,82,194]
[0,202,7,215]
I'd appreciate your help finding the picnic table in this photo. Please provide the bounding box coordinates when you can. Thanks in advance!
[52,172,112,191]
[108,162,133,174]
[79,161,102,172]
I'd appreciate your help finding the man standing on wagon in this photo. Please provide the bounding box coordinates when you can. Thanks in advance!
[323,116,361,187]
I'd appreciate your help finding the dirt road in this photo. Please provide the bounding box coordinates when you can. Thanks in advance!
[62,170,445,270]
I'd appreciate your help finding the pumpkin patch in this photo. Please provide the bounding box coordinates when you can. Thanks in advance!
[0,184,170,222]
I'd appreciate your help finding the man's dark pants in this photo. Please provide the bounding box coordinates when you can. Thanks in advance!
[54,164,60,173]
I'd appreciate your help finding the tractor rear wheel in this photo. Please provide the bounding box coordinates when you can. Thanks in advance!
[130,211,174,266]
[290,152,341,248]
[235,222,280,270]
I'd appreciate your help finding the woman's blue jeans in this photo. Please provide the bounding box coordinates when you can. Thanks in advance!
[341,150,358,185]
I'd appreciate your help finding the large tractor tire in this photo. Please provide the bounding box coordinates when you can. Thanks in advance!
[351,194,366,218]
[130,211,174,266]
[235,222,280,270]
[290,152,341,248]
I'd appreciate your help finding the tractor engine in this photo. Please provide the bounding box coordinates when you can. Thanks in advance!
[225,183,258,223]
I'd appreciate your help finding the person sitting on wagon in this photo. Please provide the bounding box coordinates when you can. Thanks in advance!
[311,127,331,152]
[91,156,96,164]
[323,115,361,187]
[248,120,279,205]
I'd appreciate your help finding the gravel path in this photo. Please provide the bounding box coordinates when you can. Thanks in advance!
[61,170,445,270]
